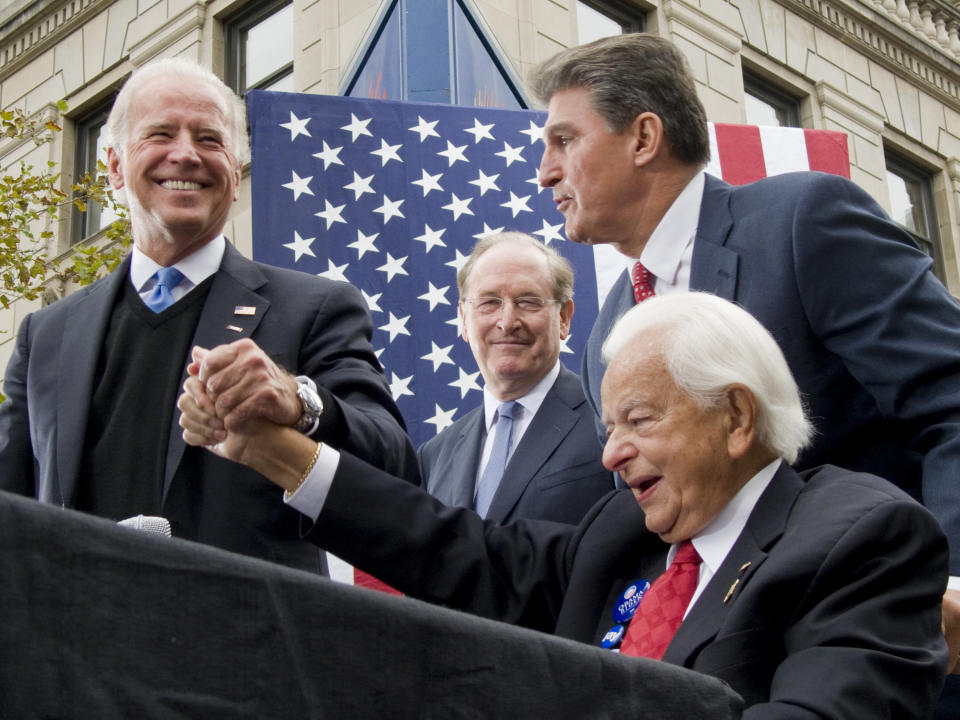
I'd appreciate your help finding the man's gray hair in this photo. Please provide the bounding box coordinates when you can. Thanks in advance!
[457,231,574,304]
[105,56,250,168]
[601,292,813,463]
[530,34,709,167]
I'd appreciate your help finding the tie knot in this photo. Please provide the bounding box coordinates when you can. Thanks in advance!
[155,266,185,289]
[673,540,701,565]
[497,400,518,421]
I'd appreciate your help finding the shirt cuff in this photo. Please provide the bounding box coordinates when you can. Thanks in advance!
[948,576,960,592]
[283,443,340,521]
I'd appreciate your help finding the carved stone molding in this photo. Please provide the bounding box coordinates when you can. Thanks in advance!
[0,0,109,79]
[780,0,960,107]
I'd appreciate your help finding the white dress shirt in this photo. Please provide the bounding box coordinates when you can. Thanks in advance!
[681,458,780,617]
[637,170,705,295]
[474,362,561,497]
[130,234,226,304]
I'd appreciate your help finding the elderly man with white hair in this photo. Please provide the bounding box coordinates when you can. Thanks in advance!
[179,292,949,717]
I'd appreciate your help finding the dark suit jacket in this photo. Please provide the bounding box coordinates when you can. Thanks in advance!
[0,243,418,571]
[583,171,960,572]
[313,456,948,718]
[417,365,613,524]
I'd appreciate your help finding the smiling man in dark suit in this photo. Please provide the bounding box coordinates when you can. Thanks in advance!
[179,291,948,718]
[418,232,612,524]
[0,57,417,573]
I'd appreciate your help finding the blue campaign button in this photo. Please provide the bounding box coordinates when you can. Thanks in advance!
[601,624,626,649]
[612,580,651,624]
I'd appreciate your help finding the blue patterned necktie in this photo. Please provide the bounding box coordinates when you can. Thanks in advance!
[143,267,185,313]
[474,400,518,518]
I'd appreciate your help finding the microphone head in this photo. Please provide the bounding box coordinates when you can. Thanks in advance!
[118,515,172,537]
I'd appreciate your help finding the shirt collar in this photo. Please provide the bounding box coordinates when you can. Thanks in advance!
[639,170,705,284]
[670,457,782,575]
[130,235,226,292]
[482,361,561,430]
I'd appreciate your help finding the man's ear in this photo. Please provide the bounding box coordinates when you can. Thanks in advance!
[459,303,470,344]
[630,112,665,168]
[106,146,124,190]
[724,384,758,459]
[558,299,574,339]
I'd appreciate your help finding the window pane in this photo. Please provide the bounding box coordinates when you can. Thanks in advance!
[244,3,293,90]
[577,2,623,43]
[886,168,924,236]
[744,92,785,127]
[262,72,295,93]
[73,108,120,244]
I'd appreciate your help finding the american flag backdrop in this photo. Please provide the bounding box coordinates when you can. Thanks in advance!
[247,90,849,449]
[247,92,849,588]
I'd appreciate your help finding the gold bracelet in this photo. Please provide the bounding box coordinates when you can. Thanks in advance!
[285,441,322,499]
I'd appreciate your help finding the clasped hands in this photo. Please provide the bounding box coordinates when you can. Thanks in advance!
[178,340,321,493]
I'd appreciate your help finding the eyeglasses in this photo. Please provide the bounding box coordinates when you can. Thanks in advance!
[463,296,557,315]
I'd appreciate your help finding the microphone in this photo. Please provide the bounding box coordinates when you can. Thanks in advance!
[118,515,172,537]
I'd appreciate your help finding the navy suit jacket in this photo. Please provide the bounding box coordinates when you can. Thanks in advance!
[0,243,418,571]
[312,456,948,717]
[417,365,613,524]
[583,171,960,572]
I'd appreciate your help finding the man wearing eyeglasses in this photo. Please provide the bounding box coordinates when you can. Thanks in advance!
[417,232,613,523]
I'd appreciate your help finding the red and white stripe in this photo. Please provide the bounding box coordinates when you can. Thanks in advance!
[595,122,850,308]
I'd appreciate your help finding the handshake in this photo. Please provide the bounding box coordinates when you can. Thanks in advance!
[178,339,323,496]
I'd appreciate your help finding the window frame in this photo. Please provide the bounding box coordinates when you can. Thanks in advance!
[885,150,945,280]
[224,0,294,96]
[576,0,646,37]
[743,73,801,128]
[70,102,113,246]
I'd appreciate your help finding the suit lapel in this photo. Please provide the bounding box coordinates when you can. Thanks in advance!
[161,244,270,501]
[662,464,804,666]
[486,367,582,522]
[433,410,485,509]
[690,174,739,301]
[55,262,129,506]
[583,273,634,416]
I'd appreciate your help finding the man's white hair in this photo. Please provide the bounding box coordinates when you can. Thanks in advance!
[104,56,250,169]
[601,292,814,463]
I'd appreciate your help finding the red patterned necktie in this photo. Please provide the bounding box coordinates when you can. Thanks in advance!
[631,261,656,303]
[619,540,702,659]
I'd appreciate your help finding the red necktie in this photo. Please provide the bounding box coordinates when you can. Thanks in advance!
[619,540,702,659]
[631,261,656,303]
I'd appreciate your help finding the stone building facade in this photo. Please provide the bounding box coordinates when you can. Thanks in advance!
[0,0,958,371]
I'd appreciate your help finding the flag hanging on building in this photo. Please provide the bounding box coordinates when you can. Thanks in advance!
[247,91,849,590]
[247,90,849,449]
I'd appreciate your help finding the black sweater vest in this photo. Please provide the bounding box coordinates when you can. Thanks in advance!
[75,276,213,519]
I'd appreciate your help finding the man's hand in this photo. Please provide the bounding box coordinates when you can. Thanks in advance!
[189,339,301,431]
[943,589,960,674]
[178,354,256,464]
[179,355,322,493]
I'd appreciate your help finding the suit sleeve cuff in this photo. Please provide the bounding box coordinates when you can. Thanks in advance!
[310,385,348,446]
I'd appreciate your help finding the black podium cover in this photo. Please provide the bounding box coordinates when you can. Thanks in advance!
[0,491,743,718]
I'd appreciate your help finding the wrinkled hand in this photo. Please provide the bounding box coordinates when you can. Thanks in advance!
[189,339,300,431]
[943,589,960,674]
[178,356,260,465]
[179,353,319,493]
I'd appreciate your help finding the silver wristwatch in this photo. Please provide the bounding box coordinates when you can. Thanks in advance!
[293,376,323,435]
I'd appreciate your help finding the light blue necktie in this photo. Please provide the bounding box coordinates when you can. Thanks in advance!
[143,267,185,313]
[474,400,518,518]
